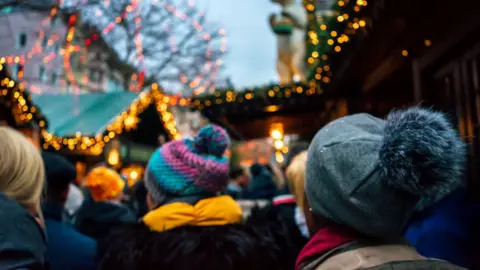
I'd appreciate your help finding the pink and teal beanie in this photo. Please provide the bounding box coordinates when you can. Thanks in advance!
[145,125,231,198]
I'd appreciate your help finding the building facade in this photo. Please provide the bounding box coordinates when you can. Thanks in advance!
[0,6,67,94]
[0,6,134,94]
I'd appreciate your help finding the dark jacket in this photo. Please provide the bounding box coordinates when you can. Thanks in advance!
[0,193,47,270]
[405,188,480,269]
[75,199,136,241]
[270,196,308,269]
[43,203,97,270]
[97,207,293,270]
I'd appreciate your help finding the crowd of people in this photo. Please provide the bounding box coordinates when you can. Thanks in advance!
[0,106,479,269]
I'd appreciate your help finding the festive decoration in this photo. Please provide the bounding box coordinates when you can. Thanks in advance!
[270,123,287,163]
[0,63,48,128]
[42,83,181,154]
[151,83,182,140]
[121,164,145,187]
[191,0,368,111]
[270,0,308,84]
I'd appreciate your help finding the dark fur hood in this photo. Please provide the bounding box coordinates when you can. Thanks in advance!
[97,206,293,270]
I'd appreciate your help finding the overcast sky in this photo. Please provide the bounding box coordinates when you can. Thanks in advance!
[195,0,280,88]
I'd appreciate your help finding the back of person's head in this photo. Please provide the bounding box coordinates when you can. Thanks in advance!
[84,166,125,202]
[229,167,245,179]
[245,164,277,200]
[42,152,76,204]
[286,151,307,209]
[131,180,148,218]
[145,124,231,206]
[0,127,44,215]
[284,141,309,169]
[305,107,466,237]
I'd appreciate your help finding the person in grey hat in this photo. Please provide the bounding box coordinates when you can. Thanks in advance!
[296,107,467,270]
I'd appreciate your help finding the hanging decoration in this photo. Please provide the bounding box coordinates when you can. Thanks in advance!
[190,0,368,111]
[41,83,181,155]
[270,123,286,163]
[1,0,227,97]
[0,63,48,128]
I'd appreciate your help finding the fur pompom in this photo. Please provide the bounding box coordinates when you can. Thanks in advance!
[379,107,466,197]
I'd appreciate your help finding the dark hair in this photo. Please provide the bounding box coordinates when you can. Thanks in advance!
[250,163,265,177]
[42,152,76,203]
[229,167,244,179]
[130,181,148,218]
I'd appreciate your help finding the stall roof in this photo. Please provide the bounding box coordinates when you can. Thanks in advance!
[32,92,140,137]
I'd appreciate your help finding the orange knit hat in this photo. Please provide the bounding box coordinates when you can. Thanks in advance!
[84,166,125,202]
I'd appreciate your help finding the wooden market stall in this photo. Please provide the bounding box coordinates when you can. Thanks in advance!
[32,88,177,185]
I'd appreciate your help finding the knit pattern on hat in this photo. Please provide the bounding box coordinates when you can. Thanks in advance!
[146,125,230,198]
[306,107,466,238]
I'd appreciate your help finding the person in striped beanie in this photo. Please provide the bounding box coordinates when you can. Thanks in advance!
[142,124,241,231]
[97,125,293,270]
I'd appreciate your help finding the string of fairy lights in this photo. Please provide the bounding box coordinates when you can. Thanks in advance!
[3,0,226,95]
[190,0,368,110]
[0,0,229,155]
[0,59,179,155]
[40,83,182,154]
[1,0,370,158]
[0,64,48,128]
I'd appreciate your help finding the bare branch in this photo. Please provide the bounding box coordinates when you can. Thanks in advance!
[65,0,226,95]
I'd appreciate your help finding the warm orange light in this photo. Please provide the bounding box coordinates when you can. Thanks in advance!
[107,149,120,166]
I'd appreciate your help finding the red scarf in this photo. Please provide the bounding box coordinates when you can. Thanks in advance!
[295,225,358,270]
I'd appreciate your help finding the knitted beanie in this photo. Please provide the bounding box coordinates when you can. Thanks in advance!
[145,124,230,202]
[42,152,76,187]
[306,107,466,238]
[84,166,125,202]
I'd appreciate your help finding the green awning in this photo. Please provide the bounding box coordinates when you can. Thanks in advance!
[32,92,140,137]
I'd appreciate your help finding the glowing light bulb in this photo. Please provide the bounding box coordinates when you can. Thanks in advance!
[274,140,284,150]
[271,130,282,140]
[107,150,120,166]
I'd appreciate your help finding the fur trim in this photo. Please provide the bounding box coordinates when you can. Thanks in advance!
[97,208,294,270]
[379,107,466,199]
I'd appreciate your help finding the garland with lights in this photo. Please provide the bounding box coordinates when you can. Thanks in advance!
[190,0,368,111]
[0,63,48,128]
[42,83,181,155]
[0,61,180,155]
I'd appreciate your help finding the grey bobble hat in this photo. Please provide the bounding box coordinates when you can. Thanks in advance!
[305,107,466,238]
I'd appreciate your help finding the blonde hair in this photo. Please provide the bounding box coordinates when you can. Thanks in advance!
[286,151,307,210]
[0,127,45,213]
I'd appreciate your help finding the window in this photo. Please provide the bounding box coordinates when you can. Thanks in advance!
[54,42,60,54]
[96,52,102,61]
[41,36,48,48]
[51,72,57,85]
[89,70,96,82]
[39,66,46,82]
[16,64,24,79]
[12,64,24,79]
[18,33,27,48]
[98,71,104,82]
